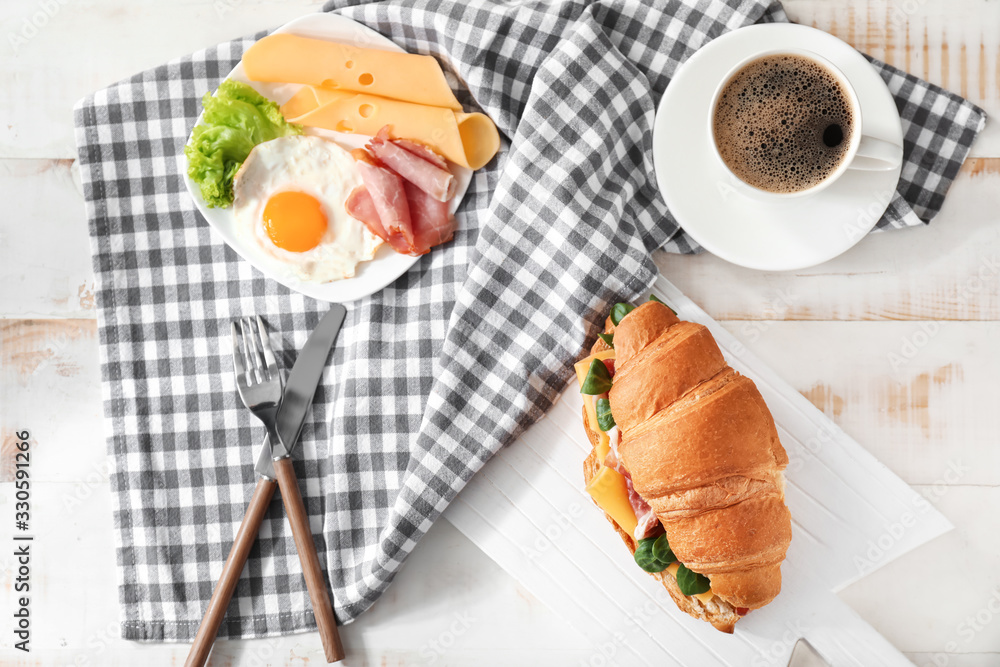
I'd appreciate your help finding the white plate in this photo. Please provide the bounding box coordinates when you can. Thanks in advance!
[182,13,472,302]
[652,23,903,271]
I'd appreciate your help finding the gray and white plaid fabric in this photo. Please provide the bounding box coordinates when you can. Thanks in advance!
[74,0,985,641]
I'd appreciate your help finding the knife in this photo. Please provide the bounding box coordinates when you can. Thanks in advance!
[186,305,347,667]
[787,638,832,667]
[266,305,347,663]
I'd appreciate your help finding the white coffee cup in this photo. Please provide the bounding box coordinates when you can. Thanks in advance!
[708,48,903,199]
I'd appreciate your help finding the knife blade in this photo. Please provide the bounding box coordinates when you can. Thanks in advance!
[787,638,831,667]
[253,304,347,478]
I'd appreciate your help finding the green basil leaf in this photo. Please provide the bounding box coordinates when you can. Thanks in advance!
[649,294,677,315]
[651,533,674,564]
[597,332,614,348]
[580,359,613,395]
[595,398,616,431]
[676,564,711,596]
[633,537,669,573]
[610,303,636,326]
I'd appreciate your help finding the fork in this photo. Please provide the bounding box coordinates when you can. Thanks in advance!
[184,316,283,667]
[232,316,283,451]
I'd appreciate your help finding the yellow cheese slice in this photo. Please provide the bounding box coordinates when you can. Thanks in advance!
[582,395,611,462]
[585,466,638,537]
[694,590,716,604]
[574,349,616,461]
[243,34,462,110]
[281,88,499,170]
[664,562,715,602]
[279,85,332,120]
[574,349,616,388]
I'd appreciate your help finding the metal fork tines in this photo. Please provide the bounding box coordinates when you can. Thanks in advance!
[232,316,284,449]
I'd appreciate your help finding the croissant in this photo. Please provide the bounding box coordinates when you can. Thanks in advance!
[580,300,792,633]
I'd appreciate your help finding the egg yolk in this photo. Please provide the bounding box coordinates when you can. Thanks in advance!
[262,191,328,252]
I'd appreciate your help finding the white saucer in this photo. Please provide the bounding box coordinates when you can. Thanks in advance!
[652,23,903,271]
[182,13,472,303]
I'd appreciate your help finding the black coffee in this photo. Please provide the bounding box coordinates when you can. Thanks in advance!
[713,54,854,193]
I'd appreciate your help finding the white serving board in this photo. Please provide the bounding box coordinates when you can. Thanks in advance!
[445,274,950,665]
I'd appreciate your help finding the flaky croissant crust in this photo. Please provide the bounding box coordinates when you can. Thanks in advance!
[609,302,792,610]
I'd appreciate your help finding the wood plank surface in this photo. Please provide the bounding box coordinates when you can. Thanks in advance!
[3,158,997,322]
[0,319,101,483]
[784,0,1000,156]
[0,1,326,160]
[0,160,94,319]
[3,314,998,663]
[1,0,998,665]
[0,1,995,159]
[659,158,1000,321]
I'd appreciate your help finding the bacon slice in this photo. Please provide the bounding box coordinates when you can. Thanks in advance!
[404,181,455,254]
[367,127,456,202]
[345,186,411,254]
[350,148,414,246]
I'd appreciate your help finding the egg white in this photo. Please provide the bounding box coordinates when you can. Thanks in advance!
[233,135,381,283]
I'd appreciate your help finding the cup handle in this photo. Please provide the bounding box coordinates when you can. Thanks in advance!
[848,135,903,172]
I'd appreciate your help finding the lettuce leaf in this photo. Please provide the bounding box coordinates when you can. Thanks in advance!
[184,79,301,208]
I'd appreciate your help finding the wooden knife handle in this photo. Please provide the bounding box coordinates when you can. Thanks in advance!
[185,476,277,667]
[273,456,345,663]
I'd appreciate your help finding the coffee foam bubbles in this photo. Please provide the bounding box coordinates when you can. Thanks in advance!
[713,54,854,193]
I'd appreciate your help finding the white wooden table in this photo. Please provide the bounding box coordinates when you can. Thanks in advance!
[1,2,997,665]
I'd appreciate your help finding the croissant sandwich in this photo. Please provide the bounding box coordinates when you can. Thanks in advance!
[577,298,792,633]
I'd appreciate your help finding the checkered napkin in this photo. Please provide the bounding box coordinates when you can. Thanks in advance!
[74,0,985,641]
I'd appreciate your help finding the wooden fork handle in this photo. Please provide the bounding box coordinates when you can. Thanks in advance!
[273,456,345,663]
[185,476,277,667]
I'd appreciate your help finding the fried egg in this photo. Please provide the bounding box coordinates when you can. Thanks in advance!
[233,135,381,282]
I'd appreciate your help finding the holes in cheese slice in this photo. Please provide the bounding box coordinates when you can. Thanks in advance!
[358,72,375,86]
[358,104,375,119]
[345,60,354,69]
